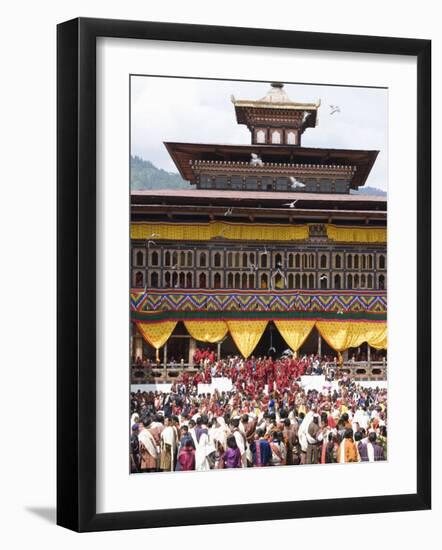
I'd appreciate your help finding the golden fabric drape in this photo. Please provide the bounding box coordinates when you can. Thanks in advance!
[227,320,268,358]
[326,225,386,243]
[137,321,177,361]
[132,222,385,243]
[184,320,228,343]
[316,321,387,351]
[274,320,316,352]
[365,324,388,349]
[131,221,309,242]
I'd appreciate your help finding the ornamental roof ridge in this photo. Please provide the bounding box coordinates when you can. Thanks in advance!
[231,83,321,111]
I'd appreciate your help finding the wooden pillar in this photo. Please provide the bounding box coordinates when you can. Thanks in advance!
[317,333,322,357]
[163,343,168,369]
[133,334,143,362]
[188,337,196,367]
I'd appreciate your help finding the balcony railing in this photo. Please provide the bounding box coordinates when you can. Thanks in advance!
[130,360,387,384]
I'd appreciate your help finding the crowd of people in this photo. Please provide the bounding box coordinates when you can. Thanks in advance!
[129,353,387,474]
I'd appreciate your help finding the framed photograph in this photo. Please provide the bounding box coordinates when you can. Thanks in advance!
[57,18,431,532]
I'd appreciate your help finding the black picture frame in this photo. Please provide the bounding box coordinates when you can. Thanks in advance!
[57,17,431,532]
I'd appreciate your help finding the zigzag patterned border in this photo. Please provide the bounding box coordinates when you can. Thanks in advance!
[130,290,387,314]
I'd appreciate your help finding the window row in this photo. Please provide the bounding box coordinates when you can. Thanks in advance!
[198,174,349,193]
[133,249,387,271]
[133,270,386,290]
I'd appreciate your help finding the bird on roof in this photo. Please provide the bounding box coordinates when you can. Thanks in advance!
[250,153,264,166]
[289,177,306,189]
[329,105,340,115]
[283,200,298,208]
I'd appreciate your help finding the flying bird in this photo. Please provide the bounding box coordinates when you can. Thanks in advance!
[329,105,340,115]
[248,263,258,273]
[283,200,298,208]
[224,207,233,216]
[250,153,264,166]
[289,177,306,189]
[146,240,156,248]
[320,275,327,281]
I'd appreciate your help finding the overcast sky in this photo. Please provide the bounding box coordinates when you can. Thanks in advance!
[131,76,388,190]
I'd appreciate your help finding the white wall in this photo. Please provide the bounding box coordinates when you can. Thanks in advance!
[0,0,440,547]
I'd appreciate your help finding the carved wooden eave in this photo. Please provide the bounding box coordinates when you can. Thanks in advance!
[163,142,379,189]
[189,159,356,180]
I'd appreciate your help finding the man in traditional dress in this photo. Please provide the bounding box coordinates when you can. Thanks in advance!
[250,429,272,467]
[337,429,359,463]
[138,418,159,472]
[160,416,179,472]
[230,418,248,467]
[195,431,216,471]
[130,423,141,473]
[306,415,321,464]
[358,431,385,462]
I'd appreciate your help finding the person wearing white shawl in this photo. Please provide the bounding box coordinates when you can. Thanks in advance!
[159,418,178,472]
[297,410,315,463]
[230,418,247,467]
[212,417,230,451]
[195,432,216,471]
[138,421,159,472]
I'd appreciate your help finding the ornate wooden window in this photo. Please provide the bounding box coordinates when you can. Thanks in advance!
[151,251,159,266]
[199,252,207,267]
[260,252,268,268]
[378,274,385,290]
[286,130,296,144]
[135,250,144,266]
[150,272,159,288]
[214,272,222,288]
[260,273,268,289]
[334,273,341,289]
[271,129,281,144]
[256,129,266,143]
[198,272,207,288]
[135,271,144,287]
